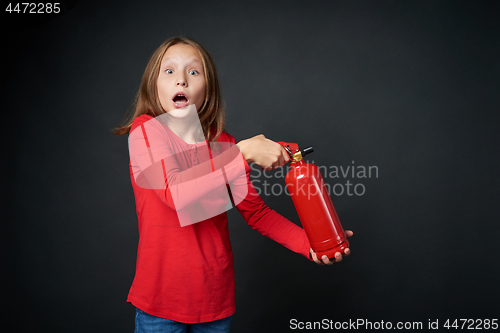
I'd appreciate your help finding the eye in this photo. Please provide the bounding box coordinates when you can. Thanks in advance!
[189,70,199,75]
[166,69,174,74]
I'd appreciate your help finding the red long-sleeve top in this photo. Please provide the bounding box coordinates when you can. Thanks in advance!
[126,114,312,323]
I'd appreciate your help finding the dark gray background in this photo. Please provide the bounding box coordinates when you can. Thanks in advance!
[2,0,499,332]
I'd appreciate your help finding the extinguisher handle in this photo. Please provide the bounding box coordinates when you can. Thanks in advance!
[278,141,314,160]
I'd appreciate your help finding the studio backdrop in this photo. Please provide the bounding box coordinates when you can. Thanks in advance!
[2,0,499,332]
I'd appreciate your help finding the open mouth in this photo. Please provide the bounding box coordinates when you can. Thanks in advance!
[172,92,189,108]
[173,95,188,103]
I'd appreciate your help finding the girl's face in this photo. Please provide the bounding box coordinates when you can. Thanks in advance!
[157,44,206,112]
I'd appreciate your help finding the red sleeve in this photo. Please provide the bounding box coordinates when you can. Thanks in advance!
[227,134,313,261]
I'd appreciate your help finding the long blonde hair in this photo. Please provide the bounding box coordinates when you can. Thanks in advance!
[112,37,225,142]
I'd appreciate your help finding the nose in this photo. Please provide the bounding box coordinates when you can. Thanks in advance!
[176,74,188,87]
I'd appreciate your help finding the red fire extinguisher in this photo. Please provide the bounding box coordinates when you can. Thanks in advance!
[278,141,349,259]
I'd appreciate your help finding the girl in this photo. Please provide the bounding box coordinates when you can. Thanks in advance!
[114,37,352,333]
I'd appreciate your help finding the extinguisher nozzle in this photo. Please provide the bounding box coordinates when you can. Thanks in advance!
[302,146,314,156]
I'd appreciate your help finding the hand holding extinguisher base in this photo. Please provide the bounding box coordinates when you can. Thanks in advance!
[314,239,349,261]
[310,230,353,265]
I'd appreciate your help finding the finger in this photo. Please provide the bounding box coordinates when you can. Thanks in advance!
[343,248,350,256]
[310,249,324,265]
[313,253,322,265]
[273,147,285,168]
[345,230,354,237]
[334,252,342,262]
[321,255,333,265]
[281,147,290,163]
[276,154,285,168]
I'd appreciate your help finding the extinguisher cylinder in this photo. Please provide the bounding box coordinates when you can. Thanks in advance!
[285,161,349,260]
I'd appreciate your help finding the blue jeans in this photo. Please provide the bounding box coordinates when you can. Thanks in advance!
[134,308,232,333]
